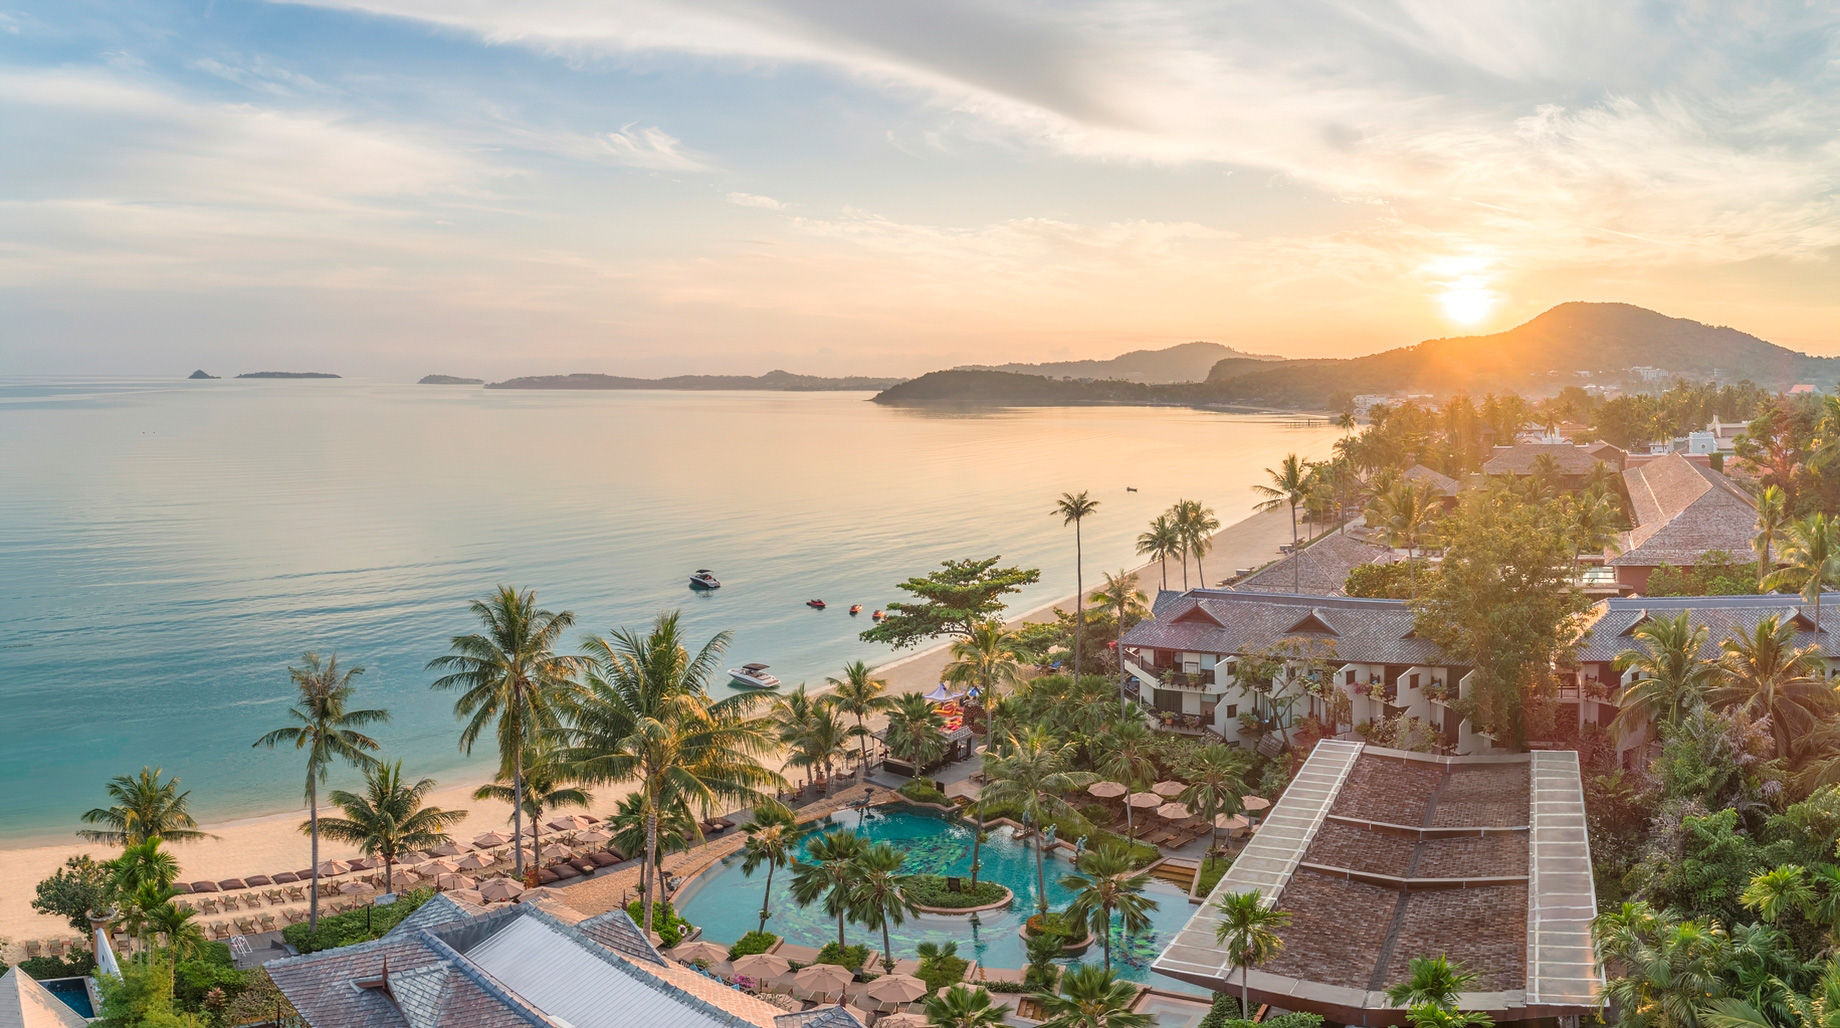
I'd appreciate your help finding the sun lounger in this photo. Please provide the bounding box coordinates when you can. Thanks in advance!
[258,914,279,932]
[284,909,306,924]
[25,941,42,958]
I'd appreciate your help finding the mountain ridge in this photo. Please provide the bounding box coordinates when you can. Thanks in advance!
[958,340,1280,384]
[486,369,902,391]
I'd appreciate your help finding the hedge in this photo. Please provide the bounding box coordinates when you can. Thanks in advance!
[814,942,870,971]
[901,875,1009,909]
[282,888,436,954]
[898,781,951,806]
[627,898,693,948]
[1196,854,1233,895]
[727,931,779,960]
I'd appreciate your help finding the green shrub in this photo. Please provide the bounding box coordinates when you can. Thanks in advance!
[1021,963,1061,991]
[898,781,950,806]
[1078,803,1111,825]
[727,931,779,960]
[1025,911,1087,943]
[1196,855,1233,895]
[915,942,969,992]
[1263,1013,1325,1028]
[814,942,870,971]
[900,875,1010,909]
[1088,830,1159,868]
[1198,993,1243,1028]
[17,952,95,980]
[626,898,693,948]
[282,888,436,954]
[174,959,250,1015]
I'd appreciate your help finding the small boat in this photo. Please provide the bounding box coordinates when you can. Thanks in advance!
[689,570,721,589]
[728,663,781,690]
[849,604,862,615]
[871,609,885,620]
[806,599,827,610]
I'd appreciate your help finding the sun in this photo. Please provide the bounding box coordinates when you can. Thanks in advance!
[1438,281,1497,326]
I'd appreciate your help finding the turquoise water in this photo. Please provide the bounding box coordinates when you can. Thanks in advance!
[674,806,1206,994]
[0,379,1335,838]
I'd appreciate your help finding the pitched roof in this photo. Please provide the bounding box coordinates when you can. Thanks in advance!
[1232,532,1397,596]
[1611,453,1757,568]
[0,967,89,1028]
[1125,590,1441,665]
[1402,464,1459,495]
[1482,442,1618,476]
[1575,594,1839,661]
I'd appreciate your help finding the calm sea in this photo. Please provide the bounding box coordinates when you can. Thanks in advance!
[0,379,1336,839]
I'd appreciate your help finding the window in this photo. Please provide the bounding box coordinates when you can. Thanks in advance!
[1155,689,1183,713]
[1409,673,1420,690]
[1224,704,1238,718]
[1345,670,1356,685]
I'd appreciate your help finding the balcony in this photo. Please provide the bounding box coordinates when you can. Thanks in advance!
[1123,657,1232,696]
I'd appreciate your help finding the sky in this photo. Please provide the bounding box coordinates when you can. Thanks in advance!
[1,1,1837,379]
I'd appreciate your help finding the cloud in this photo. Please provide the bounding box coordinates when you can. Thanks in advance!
[726,192,787,209]
[601,124,708,171]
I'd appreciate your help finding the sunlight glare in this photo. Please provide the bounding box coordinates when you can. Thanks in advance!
[1438,278,1496,325]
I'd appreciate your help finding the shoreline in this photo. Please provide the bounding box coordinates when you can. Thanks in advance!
[0,506,1296,952]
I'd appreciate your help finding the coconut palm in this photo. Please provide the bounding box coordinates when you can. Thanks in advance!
[1611,612,1717,740]
[316,761,466,893]
[826,661,893,779]
[924,984,1013,1028]
[1254,455,1312,592]
[944,622,1029,706]
[1711,614,1837,761]
[739,800,798,933]
[473,747,591,873]
[849,841,915,972]
[979,725,1096,914]
[1032,964,1154,1028]
[1387,954,1480,1010]
[1136,515,1182,591]
[1596,910,1731,1028]
[1179,745,1251,850]
[884,692,948,780]
[604,792,700,883]
[1764,515,1840,628]
[253,652,388,930]
[428,586,583,881]
[1366,479,1441,596]
[1703,955,1840,1028]
[79,767,210,846]
[1091,570,1148,713]
[1176,500,1221,587]
[1563,487,1625,575]
[1097,719,1158,838]
[1755,485,1788,587]
[789,828,868,950]
[558,611,783,937]
[1062,844,1158,971]
[1212,890,1292,1015]
[1055,490,1102,675]
[1404,1005,1497,1028]
[147,897,208,988]
[111,838,179,958]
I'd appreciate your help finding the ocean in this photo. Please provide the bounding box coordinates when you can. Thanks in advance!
[0,379,1337,839]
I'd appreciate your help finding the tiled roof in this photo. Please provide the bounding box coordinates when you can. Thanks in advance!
[1611,453,1758,567]
[1482,443,1617,476]
[1575,594,1838,661]
[1233,533,1397,596]
[1402,464,1459,495]
[1126,590,1443,665]
[385,893,487,937]
[576,909,669,966]
[0,966,90,1028]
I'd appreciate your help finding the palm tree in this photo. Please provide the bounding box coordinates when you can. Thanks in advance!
[826,661,893,779]
[1611,611,1716,740]
[1176,500,1221,587]
[739,800,798,933]
[1564,487,1625,575]
[773,686,849,793]
[979,725,1096,914]
[1091,570,1147,714]
[1062,844,1158,970]
[558,611,783,937]
[1711,614,1837,761]
[1032,964,1154,1028]
[1755,485,1788,587]
[253,652,388,930]
[1403,1006,1496,1028]
[924,983,1013,1028]
[1055,491,1102,676]
[789,828,867,951]
[146,898,207,987]
[944,622,1029,707]
[604,791,700,885]
[1179,745,1250,850]
[884,693,948,780]
[1386,954,1480,1010]
[1595,905,1731,1028]
[1366,479,1440,596]
[1212,890,1292,1015]
[1254,456,1312,591]
[79,768,209,846]
[427,586,583,881]
[1704,956,1840,1028]
[111,837,179,958]
[1764,514,1840,628]
[849,841,915,972]
[1098,720,1157,838]
[1136,515,1182,591]
[316,761,467,893]
[474,747,591,874]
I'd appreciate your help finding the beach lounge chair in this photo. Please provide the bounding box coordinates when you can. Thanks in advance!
[264,889,284,904]
[258,914,279,932]
[287,885,306,901]
[25,941,42,959]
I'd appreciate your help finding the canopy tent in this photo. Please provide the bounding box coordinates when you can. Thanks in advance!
[922,683,964,703]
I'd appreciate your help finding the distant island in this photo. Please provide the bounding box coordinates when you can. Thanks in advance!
[419,375,484,385]
[236,372,341,379]
[957,340,1281,384]
[187,370,218,380]
[487,370,903,391]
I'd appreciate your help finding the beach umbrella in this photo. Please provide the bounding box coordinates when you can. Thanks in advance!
[392,872,423,890]
[339,881,376,897]
[922,683,959,703]
[1215,813,1250,833]
[792,964,853,1002]
[416,859,462,876]
[477,877,524,902]
[1241,796,1271,812]
[1087,781,1127,799]
[730,953,791,980]
[758,994,802,1013]
[346,857,375,871]
[454,853,494,871]
[672,940,731,967]
[861,974,928,1011]
[548,814,595,832]
[400,851,431,864]
[434,873,477,891]
[1151,781,1187,798]
[446,888,484,906]
[429,840,469,857]
[315,860,351,877]
[877,1014,929,1028]
[1126,792,1161,809]
[473,831,514,848]
[574,828,614,845]
[1156,802,1192,820]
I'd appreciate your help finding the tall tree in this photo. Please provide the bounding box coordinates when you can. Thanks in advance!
[826,661,893,779]
[979,726,1096,914]
[1754,485,1788,588]
[1386,954,1480,1010]
[253,652,387,930]
[1212,890,1292,1016]
[1711,613,1836,761]
[427,586,583,880]
[1098,720,1158,839]
[739,800,798,934]
[1763,514,1840,629]
[943,621,1029,709]
[1061,844,1158,970]
[849,841,915,972]
[315,761,466,893]
[883,692,948,780]
[558,611,782,937]
[1179,745,1250,851]
[1611,611,1716,740]
[1366,479,1440,596]
[1055,491,1102,676]
[79,768,209,846]
[1561,487,1625,575]
[1136,515,1182,591]
[1253,456,1312,593]
[773,686,850,794]
[473,747,591,873]
[789,828,867,951]
[1176,500,1221,587]
[924,984,1013,1028]
[1091,570,1148,713]
[1031,964,1154,1028]
[859,557,1041,650]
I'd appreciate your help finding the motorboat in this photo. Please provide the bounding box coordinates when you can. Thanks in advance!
[689,570,721,589]
[728,663,781,690]
[849,604,862,615]
[871,609,885,620]
[806,599,826,609]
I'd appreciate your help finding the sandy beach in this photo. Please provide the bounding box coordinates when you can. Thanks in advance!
[0,507,1297,955]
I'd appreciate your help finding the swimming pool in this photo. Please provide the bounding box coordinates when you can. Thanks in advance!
[40,977,95,1018]
[674,805,1206,995]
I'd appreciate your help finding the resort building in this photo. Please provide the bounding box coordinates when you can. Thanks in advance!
[1153,741,1598,1028]
[267,894,866,1028]
[1481,442,1623,488]
[1401,464,1460,506]
[1608,452,1759,594]
[0,966,88,1028]
[1229,532,1398,596]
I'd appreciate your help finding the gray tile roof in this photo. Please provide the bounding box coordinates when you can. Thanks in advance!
[1575,593,1840,661]
[1611,454,1758,567]
[1402,464,1459,495]
[1482,443,1618,476]
[1126,590,1444,665]
[1233,533,1397,596]
[386,893,487,938]
[576,909,668,966]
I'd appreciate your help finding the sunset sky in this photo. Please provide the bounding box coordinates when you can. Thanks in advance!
[3,1,1837,378]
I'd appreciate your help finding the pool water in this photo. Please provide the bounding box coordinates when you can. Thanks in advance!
[41,977,95,1017]
[674,806,1206,995]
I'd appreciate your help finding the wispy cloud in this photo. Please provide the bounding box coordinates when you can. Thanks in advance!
[601,124,708,171]
[726,192,786,209]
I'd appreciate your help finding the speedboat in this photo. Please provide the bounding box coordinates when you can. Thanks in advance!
[806,599,826,609]
[871,609,885,620]
[689,570,721,589]
[849,604,862,615]
[728,663,780,690]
